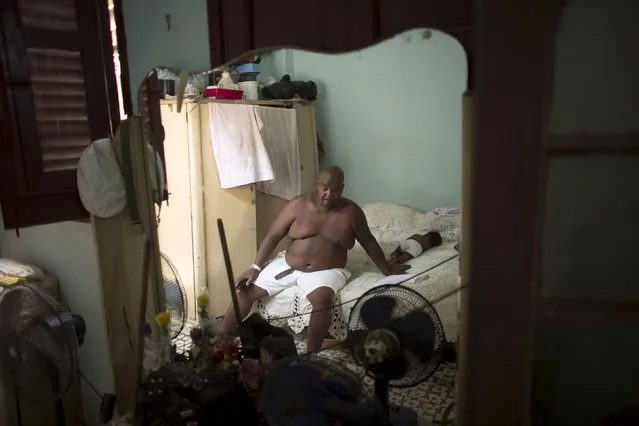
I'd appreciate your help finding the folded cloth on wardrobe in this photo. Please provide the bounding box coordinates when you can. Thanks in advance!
[255,106,300,200]
[208,103,275,188]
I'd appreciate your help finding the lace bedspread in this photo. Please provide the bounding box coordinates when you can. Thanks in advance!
[253,202,462,340]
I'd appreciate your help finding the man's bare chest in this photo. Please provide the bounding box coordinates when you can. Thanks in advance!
[292,209,354,238]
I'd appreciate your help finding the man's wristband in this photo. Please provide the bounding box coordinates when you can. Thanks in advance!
[250,263,262,272]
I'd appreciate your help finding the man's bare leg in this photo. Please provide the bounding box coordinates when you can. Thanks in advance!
[306,287,335,353]
[222,285,268,334]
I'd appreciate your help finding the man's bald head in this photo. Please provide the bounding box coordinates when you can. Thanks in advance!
[318,165,345,185]
[316,165,345,208]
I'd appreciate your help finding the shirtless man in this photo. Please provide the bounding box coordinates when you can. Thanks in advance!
[222,166,410,352]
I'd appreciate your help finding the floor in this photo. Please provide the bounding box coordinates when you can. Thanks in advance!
[175,320,457,425]
[173,319,198,351]
[295,337,457,424]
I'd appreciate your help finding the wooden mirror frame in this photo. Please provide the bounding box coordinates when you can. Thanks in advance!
[206,1,560,424]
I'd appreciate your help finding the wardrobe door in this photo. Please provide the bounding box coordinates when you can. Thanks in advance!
[200,102,257,315]
[207,0,377,68]
[157,102,198,320]
[255,191,288,253]
[206,0,474,84]
[295,104,320,192]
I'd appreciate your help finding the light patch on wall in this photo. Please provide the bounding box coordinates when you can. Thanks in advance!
[260,29,468,213]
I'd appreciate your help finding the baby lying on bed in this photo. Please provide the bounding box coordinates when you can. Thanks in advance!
[388,231,442,266]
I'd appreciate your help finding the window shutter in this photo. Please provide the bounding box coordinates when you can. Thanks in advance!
[0,0,119,229]
[1,0,119,193]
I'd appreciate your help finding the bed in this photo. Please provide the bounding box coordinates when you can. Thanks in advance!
[253,203,462,341]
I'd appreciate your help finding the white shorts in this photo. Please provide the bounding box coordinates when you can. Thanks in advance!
[254,255,351,297]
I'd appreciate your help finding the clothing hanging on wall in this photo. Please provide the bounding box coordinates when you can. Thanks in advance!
[208,103,274,188]
[255,106,300,200]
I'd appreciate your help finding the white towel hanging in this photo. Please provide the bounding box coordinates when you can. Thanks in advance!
[208,103,275,188]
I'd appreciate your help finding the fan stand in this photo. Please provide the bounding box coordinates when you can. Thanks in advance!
[54,399,66,426]
[374,377,418,426]
[14,383,23,426]
[9,344,67,426]
[45,355,66,426]
[374,377,390,415]
[9,368,66,426]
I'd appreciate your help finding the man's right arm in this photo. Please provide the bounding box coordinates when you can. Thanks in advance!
[253,196,302,268]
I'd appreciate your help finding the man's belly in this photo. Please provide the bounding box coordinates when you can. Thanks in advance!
[286,236,348,272]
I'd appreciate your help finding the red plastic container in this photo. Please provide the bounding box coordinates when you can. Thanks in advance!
[205,86,244,100]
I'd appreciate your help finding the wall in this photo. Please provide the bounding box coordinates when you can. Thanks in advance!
[0,213,112,426]
[261,29,467,213]
[122,0,210,110]
[533,0,639,424]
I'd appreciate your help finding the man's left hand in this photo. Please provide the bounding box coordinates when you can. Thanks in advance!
[388,251,413,267]
[389,263,411,275]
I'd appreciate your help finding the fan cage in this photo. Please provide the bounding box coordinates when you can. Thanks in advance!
[347,284,446,388]
[160,252,188,339]
[0,282,80,403]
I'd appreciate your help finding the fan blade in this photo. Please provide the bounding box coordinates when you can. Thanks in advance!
[368,351,408,380]
[360,296,396,329]
[390,310,437,362]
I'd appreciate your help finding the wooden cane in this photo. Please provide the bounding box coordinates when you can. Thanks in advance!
[216,219,243,338]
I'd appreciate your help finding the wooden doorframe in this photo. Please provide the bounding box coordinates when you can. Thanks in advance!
[458,1,560,424]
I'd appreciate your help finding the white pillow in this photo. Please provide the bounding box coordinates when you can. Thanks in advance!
[362,202,461,243]
[362,203,423,231]
[0,258,44,280]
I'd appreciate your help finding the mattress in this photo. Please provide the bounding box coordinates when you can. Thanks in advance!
[253,203,462,341]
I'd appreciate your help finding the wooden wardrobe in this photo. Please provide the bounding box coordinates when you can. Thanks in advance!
[159,99,320,316]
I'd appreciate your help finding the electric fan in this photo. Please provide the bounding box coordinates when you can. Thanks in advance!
[262,355,389,426]
[160,252,188,339]
[0,282,86,426]
[346,284,446,425]
[261,285,445,426]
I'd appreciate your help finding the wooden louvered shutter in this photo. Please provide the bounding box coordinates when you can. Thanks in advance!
[0,0,119,229]
[1,0,118,192]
